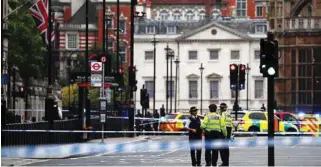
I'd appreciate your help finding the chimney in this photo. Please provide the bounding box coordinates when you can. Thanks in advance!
[71,0,86,16]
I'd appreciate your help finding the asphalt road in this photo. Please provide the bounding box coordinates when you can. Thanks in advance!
[28,136,321,166]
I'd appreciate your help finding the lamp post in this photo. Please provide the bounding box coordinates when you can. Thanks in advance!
[246,63,251,110]
[199,63,204,115]
[164,45,173,114]
[174,58,180,113]
[169,50,174,113]
[151,35,158,114]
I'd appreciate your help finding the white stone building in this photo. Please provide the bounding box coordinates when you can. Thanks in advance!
[134,19,268,113]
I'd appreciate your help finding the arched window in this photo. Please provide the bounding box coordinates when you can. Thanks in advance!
[186,10,194,21]
[119,42,127,63]
[173,10,181,20]
[160,10,169,20]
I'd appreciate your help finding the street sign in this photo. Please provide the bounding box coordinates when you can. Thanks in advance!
[100,114,106,123]
[90,74,102,87]
[1,74,8,85]
[91,62,102,72]
[101,56,106,63]
[106,88,111,103]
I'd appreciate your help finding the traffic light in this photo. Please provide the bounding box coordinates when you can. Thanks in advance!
[17,86,25,98]
[129,66,137,91]
[115,68,124,87]
[239,64,246,90]
[230,64,238,89]
[260,35,279,78]
[140,88,147,107]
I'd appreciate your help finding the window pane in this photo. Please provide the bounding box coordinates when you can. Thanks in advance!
[255,80,263,98]
[145,51,154,60]
[254,50,260,59]
[210,81,219,98]
[209,50,219,60]
[189,51,198,60]
[256,6,263,16]
[145,81,154,98]
[120,42,126,63]
[189,81,198,98]
[231,50,240,60]
[119,20,126,33]
[67,34,78,49]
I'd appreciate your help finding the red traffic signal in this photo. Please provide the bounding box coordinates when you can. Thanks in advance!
[230,64,237,70]
[119,68,124,74]
[19,86,24,92]
[240,64,246,71]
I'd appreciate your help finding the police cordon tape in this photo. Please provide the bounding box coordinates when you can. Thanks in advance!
[2,137,321,158]
[2,129,321,135]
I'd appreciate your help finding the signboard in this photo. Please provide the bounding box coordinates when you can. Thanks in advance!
[106,88,111,103]
[90,74,102,87]
[75,76,115,83]
[100,114,106,123]
[101,56,106,63]
[1,74,8,85]
[91,62,102,72]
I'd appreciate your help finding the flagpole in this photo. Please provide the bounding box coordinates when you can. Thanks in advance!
[45,0,54,130]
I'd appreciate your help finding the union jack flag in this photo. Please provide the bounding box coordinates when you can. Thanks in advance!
[29,0,55,46]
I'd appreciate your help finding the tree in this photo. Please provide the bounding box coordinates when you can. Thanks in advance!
[7,0,46,116]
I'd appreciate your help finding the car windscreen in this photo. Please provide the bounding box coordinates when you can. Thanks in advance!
[165,114,176,119]
[230,113,245,119]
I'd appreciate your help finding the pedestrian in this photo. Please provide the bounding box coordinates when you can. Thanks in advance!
[219,103,232,166]
[185,106,203,166]
[135,110,143,136]
[160,104,166,117]
[201,104,227,166]
[144,111,154,131]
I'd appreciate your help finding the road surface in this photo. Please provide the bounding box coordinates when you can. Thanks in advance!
[26,136,321,166]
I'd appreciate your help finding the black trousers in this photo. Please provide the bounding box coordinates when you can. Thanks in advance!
[189,137,202,166]
[220,127,232,166]
[204,131,223,166]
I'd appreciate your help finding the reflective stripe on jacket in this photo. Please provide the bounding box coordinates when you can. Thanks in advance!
[201,112,227,137]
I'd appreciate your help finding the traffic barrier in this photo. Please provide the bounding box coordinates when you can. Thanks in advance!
[2,129,321,135]
[2,137,321,158]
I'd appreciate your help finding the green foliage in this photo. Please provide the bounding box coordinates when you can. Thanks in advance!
[7,0,46,80]
[58,78,69,87]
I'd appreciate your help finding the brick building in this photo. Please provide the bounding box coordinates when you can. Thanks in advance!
[267,0,321,113]
[53,0,133,79]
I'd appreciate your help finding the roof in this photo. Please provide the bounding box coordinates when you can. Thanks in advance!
[68,0,97,24]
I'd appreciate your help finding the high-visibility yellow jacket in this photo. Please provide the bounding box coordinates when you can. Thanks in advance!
[223,112,233,128]
[201,112,227,137]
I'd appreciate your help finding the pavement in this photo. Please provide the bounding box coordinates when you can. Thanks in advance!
[2,136,321,166]
[1,135,151,166]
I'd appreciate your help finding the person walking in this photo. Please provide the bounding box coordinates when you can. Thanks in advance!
[219,103,232,166]
[153,110,160,135]
[201,104,227,166]
[185,106,203,166]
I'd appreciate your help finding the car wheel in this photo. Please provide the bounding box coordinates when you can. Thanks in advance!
[286,128,298,136]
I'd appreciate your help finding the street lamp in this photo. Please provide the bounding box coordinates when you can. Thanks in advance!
[67,51,78,112]
[199,63,204,115]
[165,45,174,113]
[151,35,159,114]
[246,63,251,110]
[174,58,180,113]
[169,50,174,113]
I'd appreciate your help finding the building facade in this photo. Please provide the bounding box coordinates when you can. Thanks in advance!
[267,0,321,113]
[54,0,133,79]
[145,0,268,20]
[134,19,268,112]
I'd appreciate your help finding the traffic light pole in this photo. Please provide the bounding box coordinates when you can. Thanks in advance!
[234,83,239,132]
[267,76,275,166]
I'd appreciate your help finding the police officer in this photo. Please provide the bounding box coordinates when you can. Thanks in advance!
[219,103,232,166]
[201,104,227,166]
[185,106,202,166]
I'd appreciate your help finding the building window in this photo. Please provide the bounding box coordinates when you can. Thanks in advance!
[209,50,219,60]
[189,81,198,98]
[146,26,156,34]
[160,11,169,20]
[236,0,246,17]
[119,19,126,34]
[145,81,154,98]
[166,80,174,98]
[231,50,240,60]
[199,11,206,20]
[145,51,154,60]
[256,6,263,17]
[119,42,126,63]
[210,81,219,99]
[255,80,264,98]
[66,33,78,49]
[254,50,260,59]
[186,11,194,21]
[173,11,181,20]
[105,18,113,29]
[166,26,176,34]
[189,51,198,60]
[255,25,267,33]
